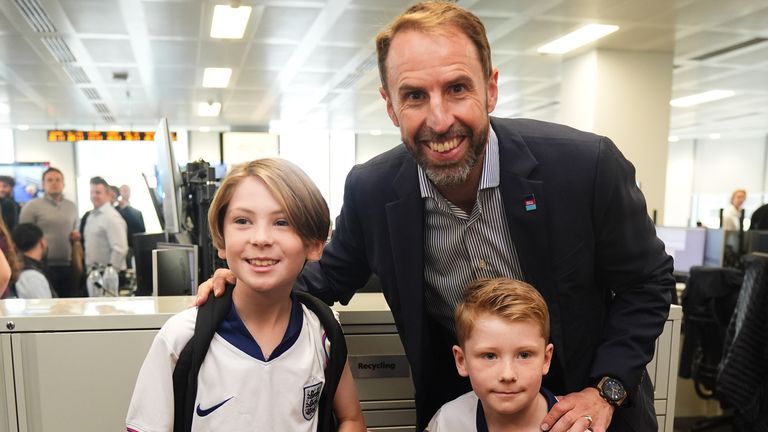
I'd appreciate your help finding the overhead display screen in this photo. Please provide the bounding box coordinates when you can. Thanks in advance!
[47,130,177,142]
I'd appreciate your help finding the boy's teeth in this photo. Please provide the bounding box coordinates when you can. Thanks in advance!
[249,259,277,266]
[428,137,460,153]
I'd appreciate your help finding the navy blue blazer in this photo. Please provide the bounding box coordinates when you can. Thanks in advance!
[299,117,674,430]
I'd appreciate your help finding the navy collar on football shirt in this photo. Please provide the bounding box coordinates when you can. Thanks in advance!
[217,292,304,362]
[475,386,558,432]
[418,125,500,200]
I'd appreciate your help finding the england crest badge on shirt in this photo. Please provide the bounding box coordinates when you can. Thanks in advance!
[303,381,324,420]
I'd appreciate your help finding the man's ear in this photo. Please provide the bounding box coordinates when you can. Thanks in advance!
[379,86,400,127]
[486,67,499,113]
[453,345,469,377]
[542,342,554,375]
[306,240,324,261]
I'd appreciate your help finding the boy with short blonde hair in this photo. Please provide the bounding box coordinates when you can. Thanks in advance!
[427,278,557,431]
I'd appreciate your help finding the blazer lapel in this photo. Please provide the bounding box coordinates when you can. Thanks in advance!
[492,119,565,373]
[384,157,426,390]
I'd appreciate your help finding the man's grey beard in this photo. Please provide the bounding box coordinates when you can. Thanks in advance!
[422,151,479,188]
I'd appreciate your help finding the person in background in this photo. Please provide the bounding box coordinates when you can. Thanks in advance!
[19,167,81,297]
[109,185,120,207]
[0,175,19,231]
[0,216,19,296]
[10,223,55,299]
[117,184,145,249]
[81,176,128,272]
[198,2,673,430]
[722,189,746,231]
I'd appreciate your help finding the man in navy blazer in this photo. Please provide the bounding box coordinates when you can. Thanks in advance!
[200,2,673,430]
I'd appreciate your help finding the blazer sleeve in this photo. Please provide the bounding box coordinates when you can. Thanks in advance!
[589,136,674,393]
[297,165,373,305]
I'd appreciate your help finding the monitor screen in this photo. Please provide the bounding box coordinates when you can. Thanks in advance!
[0,162,50,203]
[133,232,169,296]
[656,227,707,274]
[154,118,182,233]
[152,245,198,296]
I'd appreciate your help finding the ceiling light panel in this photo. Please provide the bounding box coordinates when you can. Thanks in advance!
[202,68,232,88]
[537,24,620,54]
[670,90,735,107]
[211,5,252,39]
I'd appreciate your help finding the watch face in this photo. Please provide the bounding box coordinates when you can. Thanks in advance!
[602,378,626,401]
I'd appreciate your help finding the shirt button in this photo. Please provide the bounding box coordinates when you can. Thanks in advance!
[479,259,487,269]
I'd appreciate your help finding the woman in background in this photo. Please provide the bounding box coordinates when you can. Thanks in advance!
[723,189,747,231]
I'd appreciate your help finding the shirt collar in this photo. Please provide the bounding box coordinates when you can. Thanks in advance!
[418,125,500,199]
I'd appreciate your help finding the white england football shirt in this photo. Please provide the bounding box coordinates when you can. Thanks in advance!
[126,296,329,431]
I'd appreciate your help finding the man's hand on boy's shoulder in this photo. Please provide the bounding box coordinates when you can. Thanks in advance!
[540,387,613,432]
[193,268,236,307]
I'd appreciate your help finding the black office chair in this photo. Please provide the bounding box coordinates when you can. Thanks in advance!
[679,266,742,431]
[716,253,768,432]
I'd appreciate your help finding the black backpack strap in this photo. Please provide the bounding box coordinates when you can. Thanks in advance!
[172,284,234,432]
[295,290,348,432]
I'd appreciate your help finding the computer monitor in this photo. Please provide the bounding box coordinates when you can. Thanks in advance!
[656,227,707,274]
[152,244,198,296]
[744,230,768,254]
[704,229,726,267]
[133,232,168,296]
[154,117,183,234]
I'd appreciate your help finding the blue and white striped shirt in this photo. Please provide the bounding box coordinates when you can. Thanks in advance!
[419,128,525,333]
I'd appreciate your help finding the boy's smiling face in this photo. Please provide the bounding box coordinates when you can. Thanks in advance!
[453,313,553,420]
[217,176,323,295]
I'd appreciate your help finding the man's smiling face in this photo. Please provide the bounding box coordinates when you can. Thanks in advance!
[380,26,498,188]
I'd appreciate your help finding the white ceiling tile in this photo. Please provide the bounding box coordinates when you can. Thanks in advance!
[472,0,543,14]
[60,0,128,34]
[244,42,297,69]
[674,31,744,60]
[0,36,45,64]
[350,0,412,8]
[675,0,758,28]
[303,45,361,70]
[673,65,733,86]
[493,19,574,52]
[715,42,768,67]
[252,6,321,42]
[81,39,135,63]
[497,54,561,80]
[321,8,396,45]
[9,64,67,84]
[28,84,80,101]
[290,71,336,90]
[151,40,197,66]
[154,67,196,87]
[143,1,201,38]
[720,5,768,32]
[234,68,280,88]
[596,25,675,52]
[226,89,267,105]
[198,41,248,67]
[704,70,768,92]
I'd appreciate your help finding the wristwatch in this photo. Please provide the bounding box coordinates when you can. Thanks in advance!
[595,376,627,407]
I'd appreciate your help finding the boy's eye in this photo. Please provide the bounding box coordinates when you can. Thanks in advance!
[481,352,497,360]
[518,352,531,360]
